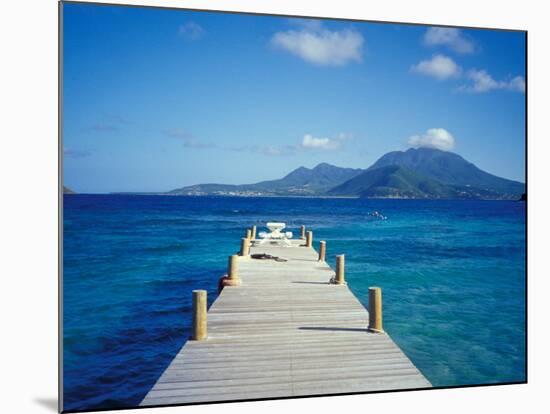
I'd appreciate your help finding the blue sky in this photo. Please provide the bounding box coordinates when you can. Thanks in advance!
[62,3,526,193]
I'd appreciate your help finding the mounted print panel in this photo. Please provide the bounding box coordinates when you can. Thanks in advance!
[60,1,526,412]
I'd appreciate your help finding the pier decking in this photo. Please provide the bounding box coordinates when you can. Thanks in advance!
[141,235,430,407]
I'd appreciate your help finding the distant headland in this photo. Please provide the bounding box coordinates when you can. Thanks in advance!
[165,148,525,200]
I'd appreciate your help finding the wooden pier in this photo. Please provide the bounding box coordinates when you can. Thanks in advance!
[140,228,430,407]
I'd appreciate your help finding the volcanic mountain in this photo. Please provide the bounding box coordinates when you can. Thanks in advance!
[328,148,524,199]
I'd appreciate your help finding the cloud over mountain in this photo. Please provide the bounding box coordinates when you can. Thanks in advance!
[408,128,455,151]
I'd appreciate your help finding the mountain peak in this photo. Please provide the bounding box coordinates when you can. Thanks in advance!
[313,162,335,169]
[404,147,463,158]
[290,166,311,173]
[406,147,445,152]
[371,147,468,172]
[405,147,435,156]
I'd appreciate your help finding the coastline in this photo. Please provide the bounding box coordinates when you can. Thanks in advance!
[66,193,523,201]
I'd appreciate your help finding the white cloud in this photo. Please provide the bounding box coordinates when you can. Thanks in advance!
[301,134,341,150]
[178,21,204,40]
[408,128,455,151]
[410,54,462,80]
[465,69,498,92]
[461,69,525,93]
[508,76,526,92]
[271,23,363,66]
[424,27,475,54]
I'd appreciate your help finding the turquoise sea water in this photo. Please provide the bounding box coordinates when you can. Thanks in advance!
[63,195,526,411]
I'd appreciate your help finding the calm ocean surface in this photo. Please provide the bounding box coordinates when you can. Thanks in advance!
[63,195,526,411]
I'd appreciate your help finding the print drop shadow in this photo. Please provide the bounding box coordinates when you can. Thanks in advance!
[33,397,57,412]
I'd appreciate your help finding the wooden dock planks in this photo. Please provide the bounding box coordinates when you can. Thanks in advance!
[140,238,430,406]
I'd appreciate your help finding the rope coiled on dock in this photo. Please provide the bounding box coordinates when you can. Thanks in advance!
[250,253,287,262]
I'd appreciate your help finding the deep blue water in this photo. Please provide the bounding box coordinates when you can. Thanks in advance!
[63,195,526,411]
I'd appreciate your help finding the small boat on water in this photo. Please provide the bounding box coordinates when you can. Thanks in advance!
[369,210,388,220]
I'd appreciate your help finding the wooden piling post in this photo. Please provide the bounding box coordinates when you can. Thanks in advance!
[300,225,306,239]
[240,237,250,256]
[228,254,239,282]
[192,290,207,340]
[335,254,345,284]
[318,241,326,262]
[368,287,384,333]
[218,254,241,290]
[251,225,257,240]
[245,229,252,239]
[306,231,313,247]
